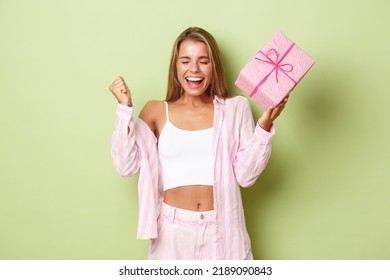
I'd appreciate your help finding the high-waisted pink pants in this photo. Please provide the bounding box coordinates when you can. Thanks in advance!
[148,202,253,260]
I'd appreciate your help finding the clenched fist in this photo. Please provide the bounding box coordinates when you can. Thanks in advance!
[108,76,132,106]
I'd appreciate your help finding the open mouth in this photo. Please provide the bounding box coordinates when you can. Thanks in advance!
[185,77,204,88]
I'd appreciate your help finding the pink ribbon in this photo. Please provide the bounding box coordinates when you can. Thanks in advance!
[249,43,297,97]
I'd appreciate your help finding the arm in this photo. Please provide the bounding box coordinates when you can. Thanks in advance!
[109,77,140,176]
[233,97,288,187]
[233,99,273,187]
[111,104,141,176]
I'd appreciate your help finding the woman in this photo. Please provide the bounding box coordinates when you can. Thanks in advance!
[109,27,287,260]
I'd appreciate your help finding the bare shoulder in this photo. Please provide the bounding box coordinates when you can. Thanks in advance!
[139,100,165,134]
[139,100,165,120]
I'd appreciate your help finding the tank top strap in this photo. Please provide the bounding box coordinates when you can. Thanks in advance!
[164,101,170,122]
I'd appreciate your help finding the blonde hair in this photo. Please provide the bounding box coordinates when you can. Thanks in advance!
[166,27,230,102]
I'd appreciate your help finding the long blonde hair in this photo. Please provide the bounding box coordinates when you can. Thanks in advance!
[166,27,230,102]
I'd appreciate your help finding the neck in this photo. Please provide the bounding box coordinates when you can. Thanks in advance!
[179,93,213,108]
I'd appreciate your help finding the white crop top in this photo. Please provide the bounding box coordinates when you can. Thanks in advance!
[158,102,214,191]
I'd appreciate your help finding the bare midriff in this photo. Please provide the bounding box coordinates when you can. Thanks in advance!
[163,185,214,211]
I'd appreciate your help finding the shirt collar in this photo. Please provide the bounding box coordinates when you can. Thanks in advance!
[213,95,225,105]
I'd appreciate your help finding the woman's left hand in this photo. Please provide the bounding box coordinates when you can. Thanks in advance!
[257,96,289,132]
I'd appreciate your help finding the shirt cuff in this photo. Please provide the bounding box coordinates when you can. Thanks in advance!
[254,123,275,141]
[116,103,134,121]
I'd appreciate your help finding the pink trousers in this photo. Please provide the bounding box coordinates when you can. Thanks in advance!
[148,202,254,260]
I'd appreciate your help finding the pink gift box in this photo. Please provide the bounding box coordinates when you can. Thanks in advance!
[235,31,315,110]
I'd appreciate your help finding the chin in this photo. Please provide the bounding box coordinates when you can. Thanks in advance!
[185,89,207,97]
[181,84,211,97]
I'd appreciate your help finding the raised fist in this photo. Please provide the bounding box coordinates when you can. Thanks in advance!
[108,76,132,106]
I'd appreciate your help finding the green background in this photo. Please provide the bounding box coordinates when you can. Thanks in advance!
[1,0,389,260]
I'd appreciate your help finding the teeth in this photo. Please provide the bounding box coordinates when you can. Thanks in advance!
[186,77,203,81]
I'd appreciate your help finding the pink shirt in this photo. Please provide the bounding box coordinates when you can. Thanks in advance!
[111,95,275,259]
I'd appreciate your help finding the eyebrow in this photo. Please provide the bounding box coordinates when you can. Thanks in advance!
[179,56,210,60]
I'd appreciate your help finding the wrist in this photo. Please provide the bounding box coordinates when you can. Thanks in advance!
[119,100,133,107]
[258,121,272,132]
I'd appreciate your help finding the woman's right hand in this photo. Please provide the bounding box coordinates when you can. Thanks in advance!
[108,76,132,106]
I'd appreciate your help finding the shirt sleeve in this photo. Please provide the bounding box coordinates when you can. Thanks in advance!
[233,98,275,187]
[111,103,141,176]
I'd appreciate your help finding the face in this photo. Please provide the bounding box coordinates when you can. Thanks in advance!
[176,39,212,97]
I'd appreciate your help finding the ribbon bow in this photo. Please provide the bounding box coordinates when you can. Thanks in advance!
[249,43,297,97]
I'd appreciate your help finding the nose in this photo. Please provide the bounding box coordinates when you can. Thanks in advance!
[189,62,200,73]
